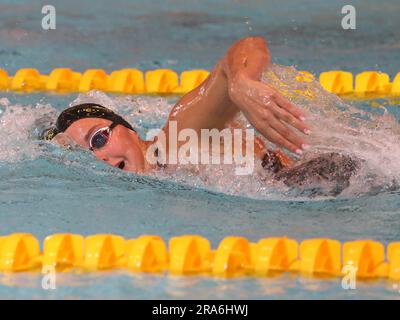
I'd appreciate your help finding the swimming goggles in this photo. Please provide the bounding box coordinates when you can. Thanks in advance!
[89,122,119,151]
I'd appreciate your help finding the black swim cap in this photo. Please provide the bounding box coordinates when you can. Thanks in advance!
[43,103,135,140]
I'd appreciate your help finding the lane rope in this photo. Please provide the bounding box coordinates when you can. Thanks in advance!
[1,68,399,97]
[1,233,399,280]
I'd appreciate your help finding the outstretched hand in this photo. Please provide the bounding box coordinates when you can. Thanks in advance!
[228,72,310,155]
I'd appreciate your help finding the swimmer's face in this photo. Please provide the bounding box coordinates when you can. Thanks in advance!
[64,118,147,172]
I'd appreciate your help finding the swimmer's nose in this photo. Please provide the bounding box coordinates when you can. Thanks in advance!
[92,149,124,168]
[104,157,126,170]
[102,157,124,168]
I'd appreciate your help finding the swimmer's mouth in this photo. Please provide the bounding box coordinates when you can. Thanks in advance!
[118,161,125,170]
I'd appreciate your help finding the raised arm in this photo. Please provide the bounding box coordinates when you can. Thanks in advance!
[164,36,310,155]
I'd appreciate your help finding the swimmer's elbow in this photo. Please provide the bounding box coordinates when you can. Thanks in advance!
[232,36,268,50]
[226,36,270,64]
[222,36,271,80]
[245,36,267,45]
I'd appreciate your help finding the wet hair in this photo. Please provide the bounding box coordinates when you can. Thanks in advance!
[275,152,360,196]
[41,103,135,140]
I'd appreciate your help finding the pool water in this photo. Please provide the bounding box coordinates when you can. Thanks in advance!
[1,0,400,299]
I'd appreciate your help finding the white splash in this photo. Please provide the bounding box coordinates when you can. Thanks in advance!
[0,99,55,162]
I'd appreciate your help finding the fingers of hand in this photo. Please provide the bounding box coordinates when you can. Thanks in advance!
[268,117,305,152]
[273,90,305,120]
[262,126,301,155]
[270,104,309,134]
[241,92,308,154]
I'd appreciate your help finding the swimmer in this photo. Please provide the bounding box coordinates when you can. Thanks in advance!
[42,37,360,195]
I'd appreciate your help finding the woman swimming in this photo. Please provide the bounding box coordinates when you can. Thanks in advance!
[43,37,360,195]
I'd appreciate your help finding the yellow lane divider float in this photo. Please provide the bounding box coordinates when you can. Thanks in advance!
[1,233,400,280]
[1,68,400,97]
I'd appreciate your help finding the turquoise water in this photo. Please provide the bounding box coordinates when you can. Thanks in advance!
[1,0,400,299]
